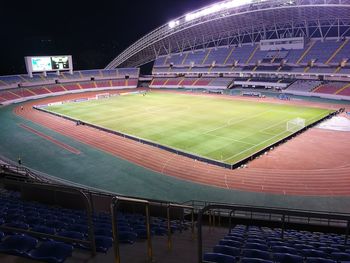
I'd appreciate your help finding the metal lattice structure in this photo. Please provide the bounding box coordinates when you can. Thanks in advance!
[106,0,350,68]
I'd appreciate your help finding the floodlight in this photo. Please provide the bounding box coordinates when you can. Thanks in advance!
[185,0,256,22]
[168,20,180,28]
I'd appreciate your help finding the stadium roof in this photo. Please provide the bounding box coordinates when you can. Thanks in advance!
[106,0,350,68]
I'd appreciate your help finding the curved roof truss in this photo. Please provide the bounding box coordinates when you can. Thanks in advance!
[106,0,350,68]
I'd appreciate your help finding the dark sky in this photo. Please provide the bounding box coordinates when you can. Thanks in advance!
[0,0,217,75]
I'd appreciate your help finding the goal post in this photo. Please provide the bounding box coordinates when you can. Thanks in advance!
[286,118,306,133]
[95,93,110,100]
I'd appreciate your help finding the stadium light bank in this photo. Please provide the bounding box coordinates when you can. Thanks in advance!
[168,0,269,29]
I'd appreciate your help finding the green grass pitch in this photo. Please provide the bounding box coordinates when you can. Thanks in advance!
[45,92,334,164]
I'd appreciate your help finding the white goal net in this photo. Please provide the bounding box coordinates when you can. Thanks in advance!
[96,93,110,100]
[287,118,306,133]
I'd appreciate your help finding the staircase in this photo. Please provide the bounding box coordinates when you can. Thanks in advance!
[297,41,316,64]
[335,82,350,95]
[326,39,349,64]
[245,45,259,64]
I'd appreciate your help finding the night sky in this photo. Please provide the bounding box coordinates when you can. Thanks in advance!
[0,0,218,75]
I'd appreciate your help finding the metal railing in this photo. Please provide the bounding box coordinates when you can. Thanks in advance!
[197,204,350,263]
[111,196,153,263]
[167,203,195,250]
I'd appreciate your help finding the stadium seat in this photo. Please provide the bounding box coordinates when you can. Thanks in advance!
[203,252,236,263]
[94,228,112,237]
[213,245,240,257]
[27,241,73,263]
[306,257,336,263]
[301,249,328,258]
[58,230,85,244]
[241,259,273,263]
[25,216,45,227]
[244,243,269,251]
[31,225,56,236]
[271,246,298,254]
[95,235,113,253]
[242,249,271,260]
[224,235,245,243]
[118,231,137,244]
[331,252,350,261]
[219,239,242,248]
[273,253,303,263]
[0,234,38,256]
[318,246,340,254]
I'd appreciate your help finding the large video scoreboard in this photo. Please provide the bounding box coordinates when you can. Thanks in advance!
[25,55,73,77]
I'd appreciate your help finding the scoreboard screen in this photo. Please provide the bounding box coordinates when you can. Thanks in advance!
[51,56,70,70]
[25,55,73,74]
[31,57,52,72]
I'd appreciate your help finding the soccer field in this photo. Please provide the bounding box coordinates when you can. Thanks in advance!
[45,92,334,165]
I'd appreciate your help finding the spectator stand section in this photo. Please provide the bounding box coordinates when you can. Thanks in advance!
[0,165,195,263]
[197,203,350,263]
[151,38,350,99]
[0,68,140,105]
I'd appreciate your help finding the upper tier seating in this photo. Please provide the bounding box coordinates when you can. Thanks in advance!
[152,39,350,74]
[0,68,139,89]
[0,78,139,104]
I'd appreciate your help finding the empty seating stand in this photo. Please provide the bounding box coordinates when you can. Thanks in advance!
[203,224,350,263]
[0,189,190,262]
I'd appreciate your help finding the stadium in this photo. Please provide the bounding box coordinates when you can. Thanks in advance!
[1,0,350,262]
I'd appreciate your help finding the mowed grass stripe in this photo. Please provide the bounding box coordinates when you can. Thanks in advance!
[46,92,333,164]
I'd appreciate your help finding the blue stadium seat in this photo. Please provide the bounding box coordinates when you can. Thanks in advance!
[301,249,328,258]
[271,246,298,254]
[118,231,137,244]
[306,257,336,263]
[67,223,88,234]
[213,245,240,257]
[294,244,314,250]
[242,249,271,260]
[45,220,68,230]
[203,252,236,263]
[58,230,85,244]
[219,239,242,248]
[241,258,273,263]
[331,252,350,261]
[225,235,245,243]
[154,226,167,236]
[95,235,113,253]
[273,253,303,263]
[0,234,38,256]
[318,247,340,254]
[25,216,45,227]
[27,241,73,263]
[244,243,268,251]
[94,228,112,237]
[31,225,56,235]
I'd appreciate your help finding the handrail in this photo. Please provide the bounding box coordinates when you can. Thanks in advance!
[0,226,92,246]
[167,203,195,250]
[111,196,153,263]
[0,179,96,255]
[197,204,350,263]
[185,199,350,217]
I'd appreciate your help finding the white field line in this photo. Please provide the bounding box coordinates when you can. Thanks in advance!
[223,130,288,162]
[222,109,330,162]
[205,133,255,146]
[203,109,274,135]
